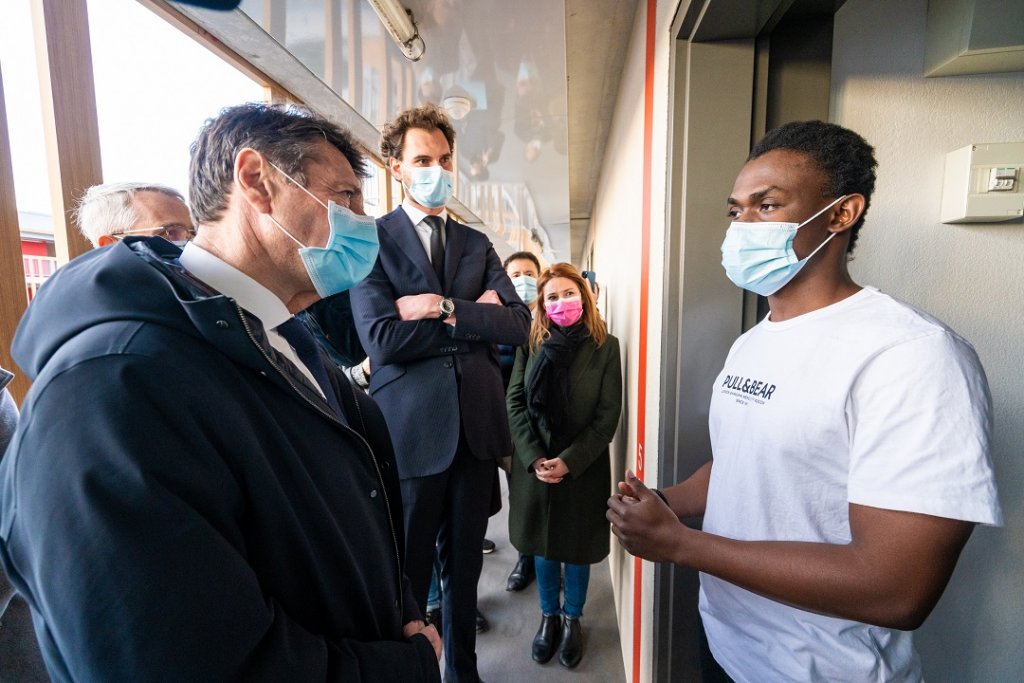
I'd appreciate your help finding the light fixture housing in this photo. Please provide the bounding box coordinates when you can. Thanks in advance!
[366,0,425,61]
[442,95,472,120]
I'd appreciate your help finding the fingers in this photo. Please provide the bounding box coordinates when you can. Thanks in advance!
[607,513,637,556]
[401,620,424,639]
[476,289,501,305]
[424,624,442,660]
[404,620,443,660]
[535,469,564,484]
[607,491,639,514]
[625,469,654,499]
[534,457,568,484]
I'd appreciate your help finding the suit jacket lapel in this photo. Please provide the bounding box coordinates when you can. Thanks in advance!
[442,217,466,293]
[383,208,442,292]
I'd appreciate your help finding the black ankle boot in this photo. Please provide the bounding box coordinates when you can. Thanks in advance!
[506,554,536,592]
[531,614,562,663]
[559,617,583,668]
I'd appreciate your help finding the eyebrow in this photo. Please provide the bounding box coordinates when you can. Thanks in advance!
[727,185,782,205]
[319,178,360,192]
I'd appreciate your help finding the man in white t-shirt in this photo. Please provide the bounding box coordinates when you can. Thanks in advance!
[607,121,1002,682]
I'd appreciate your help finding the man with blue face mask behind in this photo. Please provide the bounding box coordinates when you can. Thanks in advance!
[609,121,1002,683]
[0,103,443,682]
[499,251,541,593]
[351,104,531,683]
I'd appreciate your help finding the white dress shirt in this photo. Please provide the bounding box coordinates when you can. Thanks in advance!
[402,200,448,262]
[179,242,324,396]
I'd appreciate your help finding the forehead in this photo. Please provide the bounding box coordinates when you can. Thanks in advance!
[130,191,192,227]
[401,127,451,159]
[731,149,825,199]
[543,276,577,293]
[305,140,360,187]
[506,258,538,273]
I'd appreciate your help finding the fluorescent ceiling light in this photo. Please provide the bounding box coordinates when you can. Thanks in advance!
[366,0,425,61]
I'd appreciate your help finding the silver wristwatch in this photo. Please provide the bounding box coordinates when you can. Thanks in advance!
[438,297,455,320]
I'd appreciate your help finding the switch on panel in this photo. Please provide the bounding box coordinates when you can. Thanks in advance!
[989,167,1017,192]
[941,142,1024,223]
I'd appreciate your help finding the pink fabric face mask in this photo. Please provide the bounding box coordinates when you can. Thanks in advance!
[546,297,583,327]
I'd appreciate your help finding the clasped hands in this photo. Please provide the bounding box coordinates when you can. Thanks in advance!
[607,469,686,564]
[532,456,569,484]
[394,289,502,325]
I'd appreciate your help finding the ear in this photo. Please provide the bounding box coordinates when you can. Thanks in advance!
[234,147,275,215]
[829,194,866,235]
[387,155,404,182]
[97,235,116,247]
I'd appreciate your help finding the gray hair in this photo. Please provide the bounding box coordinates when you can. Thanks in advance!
[74,182,187,247]
[188,103,367,225]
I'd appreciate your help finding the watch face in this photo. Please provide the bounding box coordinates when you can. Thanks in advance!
[441,298,455,314]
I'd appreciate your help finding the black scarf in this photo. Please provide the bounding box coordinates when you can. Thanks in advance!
[525,322,590,452]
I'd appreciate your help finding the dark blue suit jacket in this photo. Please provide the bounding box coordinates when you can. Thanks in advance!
[351,207,531,479]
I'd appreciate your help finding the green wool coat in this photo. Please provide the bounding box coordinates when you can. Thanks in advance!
[506,334,622,565]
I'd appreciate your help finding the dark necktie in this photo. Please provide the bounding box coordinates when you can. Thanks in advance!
[424,214,445,287]
[275,317,347,425]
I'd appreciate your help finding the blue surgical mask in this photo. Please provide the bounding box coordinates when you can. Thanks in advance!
[404,165,454,208]
[267,163,380,297]
[510,274,537,304]
[720,195,847,296]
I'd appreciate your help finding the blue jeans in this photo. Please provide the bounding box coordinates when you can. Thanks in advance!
[427,555,442,610]
[535,556,590,619]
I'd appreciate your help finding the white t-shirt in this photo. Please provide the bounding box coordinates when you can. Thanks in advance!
[700,287,1002,683]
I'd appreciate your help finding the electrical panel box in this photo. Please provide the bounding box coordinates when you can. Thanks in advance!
[941,142,1024,224]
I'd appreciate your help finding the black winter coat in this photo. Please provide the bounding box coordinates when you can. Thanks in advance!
[0,238,439,682]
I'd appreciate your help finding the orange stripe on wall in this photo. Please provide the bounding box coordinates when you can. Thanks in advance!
[632,0,657,681]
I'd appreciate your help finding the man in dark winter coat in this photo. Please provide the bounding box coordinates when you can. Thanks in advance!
[0,103,441,682]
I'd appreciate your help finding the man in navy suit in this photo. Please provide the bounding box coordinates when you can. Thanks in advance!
[351,105,530,683]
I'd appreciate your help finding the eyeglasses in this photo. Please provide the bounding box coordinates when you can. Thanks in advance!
[114,225,197,242]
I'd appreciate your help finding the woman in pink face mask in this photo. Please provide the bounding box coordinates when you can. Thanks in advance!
[505,263,623,669]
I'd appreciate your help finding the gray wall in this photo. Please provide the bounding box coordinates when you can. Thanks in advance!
[832,1,1024,680]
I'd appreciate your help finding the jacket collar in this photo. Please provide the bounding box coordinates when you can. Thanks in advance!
[136,244,344,425]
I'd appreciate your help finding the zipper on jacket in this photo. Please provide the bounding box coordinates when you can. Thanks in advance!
[233,303,405,616]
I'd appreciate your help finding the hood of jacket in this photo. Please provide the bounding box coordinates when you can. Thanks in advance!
[12,237,262,381]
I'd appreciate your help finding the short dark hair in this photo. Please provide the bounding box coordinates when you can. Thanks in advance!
[379,104,456,161]
[503,251,541,272]
[749,121,877,253]
[189,102,368,225]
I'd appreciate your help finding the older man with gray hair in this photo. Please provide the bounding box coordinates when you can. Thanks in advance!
[74,181,195,247]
